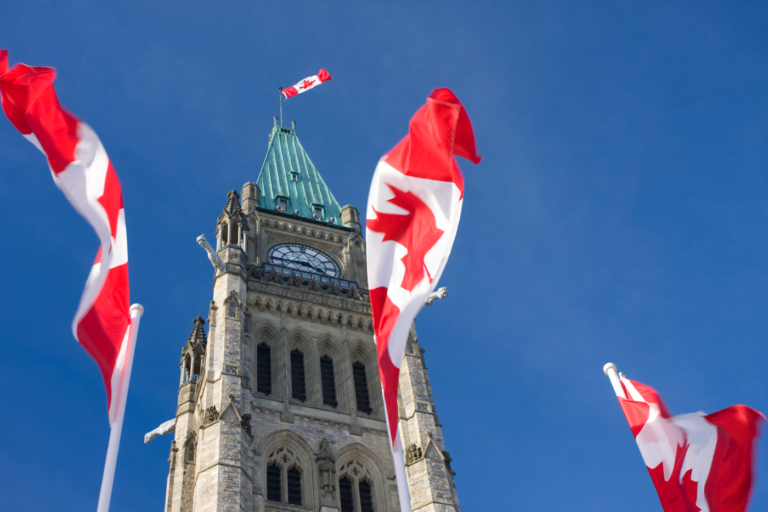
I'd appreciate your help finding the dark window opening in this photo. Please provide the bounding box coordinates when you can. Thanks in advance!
[353,362,372,414]
[277,198,288,211]
[339,477,354,512]
[320,356,338,407]
[266,464,281,502]
[185,442,196,463]
[257,343,272,395]
[359,480,374,512]
[291,350,307,402]
[287,467,302,505]
[313,206,323,220]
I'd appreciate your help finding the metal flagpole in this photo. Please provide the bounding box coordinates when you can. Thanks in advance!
[279,87,283,127]
[603,362,627,399]
[96,304,144,512]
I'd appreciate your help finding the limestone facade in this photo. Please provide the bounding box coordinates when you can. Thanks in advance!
[164,125,460,512]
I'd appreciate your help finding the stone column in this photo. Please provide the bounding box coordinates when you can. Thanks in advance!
[192,243,253,512]
[398,325,460,512]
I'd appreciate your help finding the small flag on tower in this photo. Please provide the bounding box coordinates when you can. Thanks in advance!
[604,363,763,512]
[282,69,332,99]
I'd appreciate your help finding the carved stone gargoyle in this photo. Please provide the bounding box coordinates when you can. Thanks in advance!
[205,405,219,423]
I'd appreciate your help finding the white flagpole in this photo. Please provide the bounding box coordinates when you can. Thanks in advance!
[380,384,412,512]
[603,362,627,399]
[97,303,144,512]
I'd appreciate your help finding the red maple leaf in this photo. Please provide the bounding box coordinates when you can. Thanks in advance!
[367,184,444,292]
[299,79,316,90]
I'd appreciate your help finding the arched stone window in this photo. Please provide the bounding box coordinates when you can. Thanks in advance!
[291,349,307,402]
[320,355,337,407]
[338,460,376,512]
[352,362,372,414]
[266,447,304,506]
[184,433,197,464]
[257,343,272,395]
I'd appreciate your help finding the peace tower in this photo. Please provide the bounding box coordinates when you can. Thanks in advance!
[164,119,460,512]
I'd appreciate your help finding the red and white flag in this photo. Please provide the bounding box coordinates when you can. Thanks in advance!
[366,88,480,511]
[282,69,332,99]
[1,49,142,510]
[0,50,134,424]
[605,363,763,512]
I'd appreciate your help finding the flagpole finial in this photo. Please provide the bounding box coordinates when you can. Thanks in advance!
[130,303,144,318]
[603,362,618,376]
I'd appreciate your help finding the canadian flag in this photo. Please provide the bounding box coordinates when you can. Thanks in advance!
[1,49,142,511]
[366,88,480,511]
[604,363,763,512]
[0,49,135,423]
[282,69,332,99]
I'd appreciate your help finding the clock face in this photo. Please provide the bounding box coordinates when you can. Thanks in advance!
[268,243,340,278]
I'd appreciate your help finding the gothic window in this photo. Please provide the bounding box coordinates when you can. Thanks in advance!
[291,349,307,402]
[266,463,281,501]
[287,467,302,505]
[184,434,197,464]
[339,477,354,512]
[266,447,305,506]
[257,343,272,395]
[227,300,237,319]
[359,481,374,512]
[353,362,372,414]
[339,460,375,512]
[320,355,337,407]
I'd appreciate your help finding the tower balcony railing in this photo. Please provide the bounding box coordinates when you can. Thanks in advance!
[263,263,362,290]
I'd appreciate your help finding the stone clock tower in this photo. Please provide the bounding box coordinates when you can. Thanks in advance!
[163,119,460,512]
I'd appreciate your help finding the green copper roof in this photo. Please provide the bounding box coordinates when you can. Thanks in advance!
[255,124,345,227]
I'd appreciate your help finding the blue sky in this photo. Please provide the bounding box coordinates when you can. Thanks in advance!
[2,1,768,510]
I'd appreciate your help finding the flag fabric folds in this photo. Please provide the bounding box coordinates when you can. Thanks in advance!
[366,88,480,511]
[282,69,332,99]
[0,50,131,425]
[606,365,763,512]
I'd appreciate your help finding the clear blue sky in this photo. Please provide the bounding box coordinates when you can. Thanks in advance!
[2,2,768,511]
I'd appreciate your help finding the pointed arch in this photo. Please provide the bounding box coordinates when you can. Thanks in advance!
[335,443,392,512]
[253,321,281,399]
[256,430,317,510]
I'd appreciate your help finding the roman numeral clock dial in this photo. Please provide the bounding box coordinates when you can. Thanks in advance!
[267,243,340,278]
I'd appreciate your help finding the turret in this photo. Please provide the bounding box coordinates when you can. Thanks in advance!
[215,190,249,252]
[178,316,206,412]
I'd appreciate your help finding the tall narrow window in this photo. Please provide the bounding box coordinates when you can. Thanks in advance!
[339,477,354,512]
[287,467,302,505]
[353,362,372,414]
[320,355,337,407]
[277,198,288,211]
[359,480,374,512]
[266,463,281,502]
[291,349,307,401]
[257,343,272,395]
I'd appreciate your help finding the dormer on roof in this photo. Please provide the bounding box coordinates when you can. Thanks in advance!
[256,119,345,227]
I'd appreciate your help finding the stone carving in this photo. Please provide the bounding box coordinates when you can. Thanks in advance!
[328,284,343,297]
[405,443,423,465]
[316,438,336,502]
[347,287,363,300]
[307,277,321,292]
[442,451,455,476]
[196,234,226,272]
[205,405,219,423]
[424,287,448,306]
[144,418,177,444]
[240,414,253,437]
